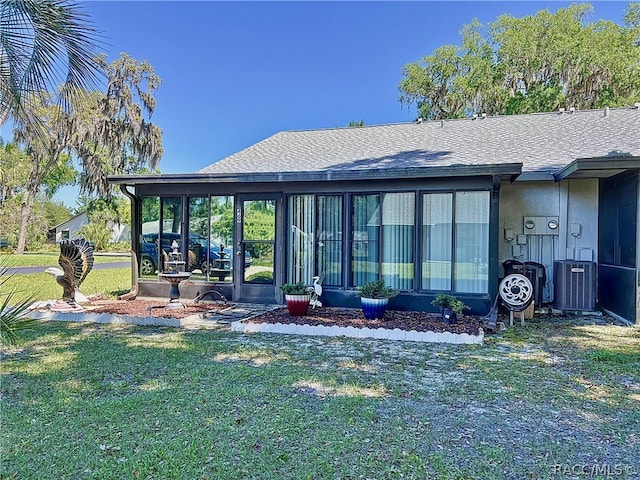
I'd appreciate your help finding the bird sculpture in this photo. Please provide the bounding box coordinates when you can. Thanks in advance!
[310,275,323,309]
[45,238,94,305]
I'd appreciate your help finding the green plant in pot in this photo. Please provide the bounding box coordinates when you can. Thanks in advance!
[356,279,398,319]
[431,294,469,325]
[280,282,313,316]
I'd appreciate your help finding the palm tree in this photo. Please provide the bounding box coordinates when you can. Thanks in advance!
[0,0,102,130]
[0,261,36,347]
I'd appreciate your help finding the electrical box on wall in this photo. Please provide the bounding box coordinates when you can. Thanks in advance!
[523,216,560,235]
[504,228,515,242]
[570,223,582,237]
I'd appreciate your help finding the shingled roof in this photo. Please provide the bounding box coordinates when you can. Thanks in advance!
[199,107,640,180]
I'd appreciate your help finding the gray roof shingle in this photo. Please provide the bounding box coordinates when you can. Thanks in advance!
[199,107,640,178]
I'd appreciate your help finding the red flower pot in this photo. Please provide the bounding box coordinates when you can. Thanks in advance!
[285,294,311,316]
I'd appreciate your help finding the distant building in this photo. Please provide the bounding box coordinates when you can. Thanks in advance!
[49,212,130,244]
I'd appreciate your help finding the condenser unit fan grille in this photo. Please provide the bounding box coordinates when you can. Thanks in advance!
[554,261,596,311]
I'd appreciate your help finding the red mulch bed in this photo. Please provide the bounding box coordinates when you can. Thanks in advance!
[83,299,484,334]
[247,307,484,335]
[87,300,228,319]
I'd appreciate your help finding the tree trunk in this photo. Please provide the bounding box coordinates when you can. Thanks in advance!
[15,155,49,254]
[16,189,35,254]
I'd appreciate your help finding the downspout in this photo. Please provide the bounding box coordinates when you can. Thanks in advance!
[636,173,640,325]
[119,184,139,300]
[489,175,502,314]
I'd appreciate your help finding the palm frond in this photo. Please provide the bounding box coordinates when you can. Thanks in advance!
[0,0,104,129]
[0,262,37,347]
[0,286,37,347]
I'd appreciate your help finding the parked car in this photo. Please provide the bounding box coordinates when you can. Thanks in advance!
[140,233,252,278]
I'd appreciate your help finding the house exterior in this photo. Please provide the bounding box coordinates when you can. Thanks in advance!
[49,212,90,243]
[49,212,130,244]
[109,106,640,324]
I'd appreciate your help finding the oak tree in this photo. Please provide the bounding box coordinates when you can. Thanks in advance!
[12,53,162,253]
[399,3,640,119]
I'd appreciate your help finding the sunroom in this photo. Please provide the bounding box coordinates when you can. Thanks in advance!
[110,164,521,315]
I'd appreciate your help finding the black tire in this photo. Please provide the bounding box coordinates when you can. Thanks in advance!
[200,261,210,275]
[140,256,156,275]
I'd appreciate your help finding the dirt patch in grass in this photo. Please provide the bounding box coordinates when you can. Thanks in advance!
[246,307,484,335]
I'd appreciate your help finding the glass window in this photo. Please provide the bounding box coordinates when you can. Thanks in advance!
[209,196,235,281]
[317,195,343,286]
[243,200,276,284]
[188,197,209,279]
[139,195,236,282]
[352,194,380,286]
[422,193,452,290]
[381,193,415,290]
[162,197,182,236]
[289,195,315,284]
[139,196,160,277]
[454,191,489,293]
[288,195,343,286]
[159,197,182,273]
[243,200,275,241]
[351,193,415,290]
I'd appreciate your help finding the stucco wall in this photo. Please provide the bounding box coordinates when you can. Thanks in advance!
[499,179,599,302]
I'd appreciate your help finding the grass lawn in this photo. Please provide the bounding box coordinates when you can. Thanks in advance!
[2,269,132,304]
[0,253,130,268]
[1,318,639,479]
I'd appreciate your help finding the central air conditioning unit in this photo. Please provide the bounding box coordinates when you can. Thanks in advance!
[554,261,597,311]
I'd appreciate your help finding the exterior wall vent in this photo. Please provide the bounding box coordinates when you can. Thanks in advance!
[554,261,596,311]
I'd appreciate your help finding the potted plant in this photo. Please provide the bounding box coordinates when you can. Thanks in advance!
[356,279,398,319]
[431,294,469,325]
[280,282,313,316]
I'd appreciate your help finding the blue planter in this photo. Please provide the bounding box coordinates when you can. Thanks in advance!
[361,297,389,319]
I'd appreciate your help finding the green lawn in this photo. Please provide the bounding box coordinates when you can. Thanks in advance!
[0,252,130,268]
[3,268,132,303]
[2,318,639,479]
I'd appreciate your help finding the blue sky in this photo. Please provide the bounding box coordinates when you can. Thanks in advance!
[50,1,631,207]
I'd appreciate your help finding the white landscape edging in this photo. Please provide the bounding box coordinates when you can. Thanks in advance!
[230,320,483,344]
[27,309,182,328]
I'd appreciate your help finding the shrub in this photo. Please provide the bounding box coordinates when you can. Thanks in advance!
[431,294,469,314]
[280,282,312,295]
[355,279,398,299]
